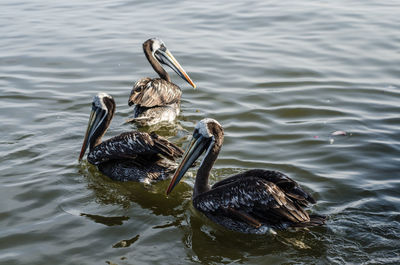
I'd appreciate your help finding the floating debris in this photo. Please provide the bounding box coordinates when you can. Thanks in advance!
[332,130,346,136]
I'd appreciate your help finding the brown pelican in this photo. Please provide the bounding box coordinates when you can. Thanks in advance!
[166,118,326,234]
[79,92,184,183]
[127,38,196,126]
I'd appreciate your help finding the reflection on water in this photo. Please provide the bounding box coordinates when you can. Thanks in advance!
[185,212,329,264]
[1,0,400,264]
[80,213,130,226]
[79,162,191,214]
[112,234,140,248]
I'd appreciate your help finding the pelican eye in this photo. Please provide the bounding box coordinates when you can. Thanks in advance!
[193,129,200,139]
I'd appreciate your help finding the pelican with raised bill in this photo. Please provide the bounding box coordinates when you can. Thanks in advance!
[127,38,196,126]
[79,93,184,183]
[166,118,326,234]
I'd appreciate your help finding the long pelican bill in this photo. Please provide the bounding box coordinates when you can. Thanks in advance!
[166,135,210,195]
[78,106,106,161]
[156,48,196,89]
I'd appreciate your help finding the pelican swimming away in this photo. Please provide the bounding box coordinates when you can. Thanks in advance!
[166,118,326,234]
[127,38,196,126]
[79,93,184,183]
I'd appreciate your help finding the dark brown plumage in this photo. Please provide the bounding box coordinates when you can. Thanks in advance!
[79,93,183,182]
[167,118,326,234]
[128,77,182,125]
[127,38,195,126]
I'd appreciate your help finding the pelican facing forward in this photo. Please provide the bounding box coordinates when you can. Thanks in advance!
[79,93,184,182]
[166,118,326,234]
[128,38,196,126]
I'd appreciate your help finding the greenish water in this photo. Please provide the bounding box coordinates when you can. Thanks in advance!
[1,0,399,264]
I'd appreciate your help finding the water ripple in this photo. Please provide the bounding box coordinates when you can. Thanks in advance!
[1,0,400,264]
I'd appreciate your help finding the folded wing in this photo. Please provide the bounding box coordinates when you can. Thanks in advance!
[195,176,311,227]
[88,131,183,165]
[211,169,316,205]
[128,78,182,108]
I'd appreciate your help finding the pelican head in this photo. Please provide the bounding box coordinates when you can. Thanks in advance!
[166,118,223,194]
[144,38,196,88]
[79,93,115,160]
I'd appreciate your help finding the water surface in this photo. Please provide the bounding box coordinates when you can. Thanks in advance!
[1,0,400,264]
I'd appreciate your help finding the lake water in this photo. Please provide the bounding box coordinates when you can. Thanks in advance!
[1,0,399,264]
